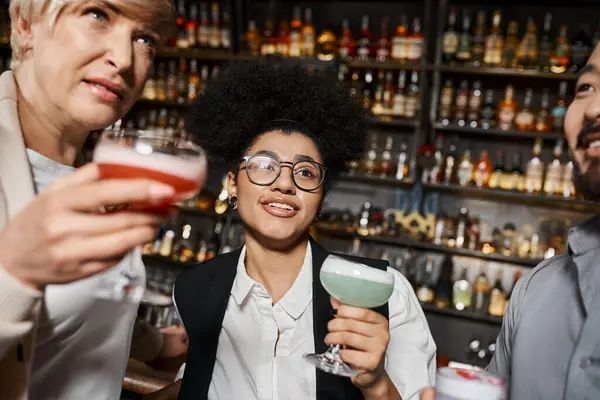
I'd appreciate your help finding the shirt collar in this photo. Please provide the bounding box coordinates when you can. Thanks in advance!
[230,242,314,320]
[568,214,600,256]
[568,214,600,314]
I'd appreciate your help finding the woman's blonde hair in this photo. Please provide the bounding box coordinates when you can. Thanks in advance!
[9,0,176,69]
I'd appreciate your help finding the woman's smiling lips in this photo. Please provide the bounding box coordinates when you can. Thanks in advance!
[260,197,299,218]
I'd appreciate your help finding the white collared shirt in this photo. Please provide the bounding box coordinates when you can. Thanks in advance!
[175,242,436,400]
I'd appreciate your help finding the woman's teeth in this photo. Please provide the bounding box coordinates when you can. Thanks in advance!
[268,202,294,211]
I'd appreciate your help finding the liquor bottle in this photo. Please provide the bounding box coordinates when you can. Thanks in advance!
[245,20,260,56]
[338,19,354,61]
[472,263,491,314]
[442,7,459,64]
[261,19,276,55]
[538,13,553,72]
[276,20,290,56]
[571,24,592,72]
[515,89,535,132]
[544,139,564,195]
[407,17,424,64]
[456,207,469,248]
[221,10,231,50]
[509,153,525,191]
[357,15,373,60]
[174,0,187,48]
[453,266,472,311]
[502,21,519,69]
[176,59,187,103]
[166,60,177,101]
[186,4,198,48]
[396,142,409,180]
[376,17,391,62]
[391,15,409,62]
[480,89,496,130]
[417,257,435,304]
[158,228,175,257]
[208,1,220,49]
[195,239,208,263]
[187,59,200,101]
[372,71,385,116]
[379,136,395,177]
[198,3,209,48]
[172,223,195,263]
[156,108,169,137]
[467,81,483,128]
[289,7,303,57]
[434,255,455,309]
[302,8,315,57]
[488,149,505,189]
[473,150,493,188]
[431,134,445,183]
[562,160,576,198]
[438,80,454,125]
[535,89,552,132]
[454,80,469,127]
[383,71,395,115]
[316,28,337,61]
[488,270,506,317]
[363,135,379,175]
[141,65,157,100]
[455,14,472,65]
[484,11,503,66]
[516,17,538,69]
[498,85,517,131]
[392,71,407,118]
[525,138,544,193]
[199,64,210,95]
[362,69,374,109]
[404,72,420,119]
[552,82,569,132]
[550,24,570,74]
[457,150,474,187]
[471,11,487,67]
[441,142,458,184]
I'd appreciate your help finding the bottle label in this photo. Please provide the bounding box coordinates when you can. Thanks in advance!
[393,94,406,117]
[498,108,516,129]
[221,29,231,49]
[408,38,423,60]
[303,32,315,56]
[457,165,473,186]
[391,37,407,60]
[289,32,301,56]
[442,33,459,55]
[198,26,209,46]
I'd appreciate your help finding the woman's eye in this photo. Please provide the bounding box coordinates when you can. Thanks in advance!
[85,7,109,22]
[136,36,156,48]
[576,83,593,94]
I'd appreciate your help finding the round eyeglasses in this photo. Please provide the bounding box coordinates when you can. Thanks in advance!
[241,154,326,192]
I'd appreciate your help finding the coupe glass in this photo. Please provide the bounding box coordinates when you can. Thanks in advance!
[304,255,395,377]
[92,129,207,302]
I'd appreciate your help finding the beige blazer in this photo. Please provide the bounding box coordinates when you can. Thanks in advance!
[0,70,42,400]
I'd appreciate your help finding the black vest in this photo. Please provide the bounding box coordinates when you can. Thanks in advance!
[174,238,389,400]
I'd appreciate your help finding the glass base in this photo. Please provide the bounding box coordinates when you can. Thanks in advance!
[95,274,144,303]
[304,350,357,378]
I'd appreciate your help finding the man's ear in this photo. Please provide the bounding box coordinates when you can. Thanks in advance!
[227,171,237,200]
[13,6,35,53]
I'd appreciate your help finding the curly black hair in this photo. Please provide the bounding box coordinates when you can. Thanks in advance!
[185,60,369,182]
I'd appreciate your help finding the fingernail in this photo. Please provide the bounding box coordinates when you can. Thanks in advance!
[149,184,175,198]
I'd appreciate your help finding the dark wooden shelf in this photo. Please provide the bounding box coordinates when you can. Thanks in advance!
[337,173,413,188]
[142,254,196,269]
[424,183,600,213]
[420,303,503,326]
[347,59,423,71]
[371,117,418,129]
[157,47,233,60]
[432,64,578,80]
[432,123,564,141]
[316,227,542,267]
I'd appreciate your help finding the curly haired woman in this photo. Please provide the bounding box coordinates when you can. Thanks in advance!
[173,61,436,400]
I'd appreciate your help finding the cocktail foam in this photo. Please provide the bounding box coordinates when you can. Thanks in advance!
[321,255,394,285]
[94,142,207,183]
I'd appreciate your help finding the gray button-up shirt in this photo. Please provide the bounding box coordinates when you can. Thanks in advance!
[488,214,600,400]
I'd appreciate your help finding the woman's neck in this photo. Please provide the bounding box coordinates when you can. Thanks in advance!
[244,235,309,305]
[14,66,87,166]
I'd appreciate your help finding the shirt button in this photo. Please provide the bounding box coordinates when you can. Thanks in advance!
[275,305,282,313]
[580,356,593,369]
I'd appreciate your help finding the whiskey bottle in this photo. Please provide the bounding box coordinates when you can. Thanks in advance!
[186,4,198,48]
[543,139,564,195]
[473,150,493,188]
[515,89,535,132]
[488,270,506,317]
[221,9,231,50]
[383,71,395,115]
[261,19,277,56]
[245,20,260,56]
[376,17,391,62]
[538,13,553,71]
[176,59,187,103]
[175,0,188,48]
[276,21,290,56]
[442,142,459,184]
[550,24,570,74]
[525,138,544,193]
[302,8,315,57]
[442,7,459,64]
[472,263,491,314]
[467,81,483,128]
[379,136,395,177]
[552,82,569,132]
[187,59,200,101]
[488,149,505,190]
[156,62,167,101]
[395,142,409,181]
[141,65,157,100]
[363,135,379,175]
[509,153,525,192]
[484,11,504,66]
[198,3,209,48]
[516,18,538,69]
[453,266,472,311]
[535,89,552,133]
[562,160,576,198]
[404,72,420,119]
[208,1,220,49]
[457,150,474,187]
[417,257,435,304]
[392,71,407,118]
[438,80,454,125]
[166,60,177,101]
[289,7,303,57]
[454,80,469,127]
[471,11,487,67]
[338,19,354,61]
[479,89,496,129]
[372,73,385,117]
[172,223,195,263]
[391,14,408,62]
[455,14,472,65]
[498,85,517,131]
[407,17,424,64]
[356,15,373,60]
[434,255,455,309]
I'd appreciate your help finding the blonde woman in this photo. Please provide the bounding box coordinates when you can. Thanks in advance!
[0,0,184,398]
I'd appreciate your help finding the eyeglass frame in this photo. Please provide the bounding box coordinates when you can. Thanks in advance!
[239,154,327,192]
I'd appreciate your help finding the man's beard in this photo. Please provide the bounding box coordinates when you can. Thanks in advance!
[574,158,600,202]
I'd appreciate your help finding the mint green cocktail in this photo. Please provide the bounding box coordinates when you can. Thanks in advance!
[304,255,395,377]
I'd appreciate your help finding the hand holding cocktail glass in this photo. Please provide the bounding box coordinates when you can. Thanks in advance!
[305,255,394,385]
[92,128,207,302]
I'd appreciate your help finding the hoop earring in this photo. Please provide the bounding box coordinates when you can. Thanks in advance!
[229,196,238,210]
